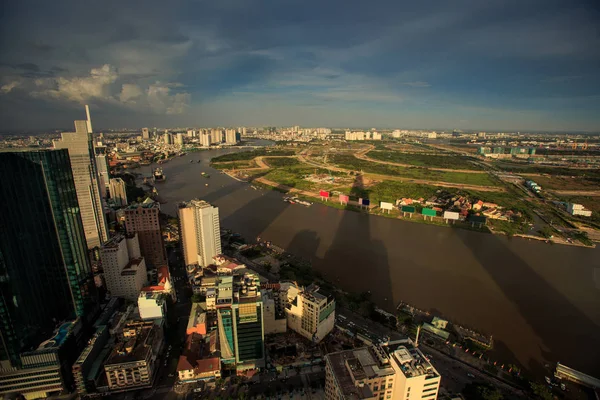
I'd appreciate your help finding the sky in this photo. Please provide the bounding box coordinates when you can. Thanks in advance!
[0,0,599,132]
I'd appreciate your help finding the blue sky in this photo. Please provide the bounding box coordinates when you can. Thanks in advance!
[0,0,599,131]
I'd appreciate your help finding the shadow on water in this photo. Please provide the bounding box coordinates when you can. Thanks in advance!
[287,174,395,312]
[457,232,600,376]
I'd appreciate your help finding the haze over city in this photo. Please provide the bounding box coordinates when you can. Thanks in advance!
[1,0,599,131]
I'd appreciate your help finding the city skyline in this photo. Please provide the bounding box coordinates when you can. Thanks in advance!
[1,0,599,132]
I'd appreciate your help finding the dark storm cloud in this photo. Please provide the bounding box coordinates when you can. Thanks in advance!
[0,0,599,130]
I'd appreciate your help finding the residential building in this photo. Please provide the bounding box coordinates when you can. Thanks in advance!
[109,178,128,206]
[142,128,150,140]
[567,203,592,217]
[200,132,211,147]
[53,105,108,249]
[95,149,110,198]
[140,266,176,302]
[324,340,441,400]
[0,150,97,377]
[263,292,287,335]
[103,321,163,391]
[177,333,220,383]
[225,129,237,144]
[175,133,184,146]
[286,284,335,343]
[125,199,168,270]
[163,132,173,145]
[178,199,222,267]
[210,129,223,144]
[138,292,167,321]
[100,233,147,301]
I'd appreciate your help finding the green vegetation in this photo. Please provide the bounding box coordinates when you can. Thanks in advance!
[528,174,600,191]
[261,164,345,192]
[211,160,257,170]
[210,148,295,162]
[263,157,300,167]
[368,150,482,170]
[529,382,553,400]
[329,154,499,186]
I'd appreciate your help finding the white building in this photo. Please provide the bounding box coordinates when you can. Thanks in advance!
[164,132,173,145]
[210,129,223,144]
[325,340,441,400]
[142,128,150,140]
[225,129,237,144]
[109,178,128,206]
[345,131,366,141]
[567,203,592,217]
[372,132,382,140]
[200,132,211,147]
[187,129,197,138]
[286,284,335,343]
[138,291,167,320]
[101,233,147,301]
[178,199,222,267]
[53,106,108,249]
[175,133,184,146]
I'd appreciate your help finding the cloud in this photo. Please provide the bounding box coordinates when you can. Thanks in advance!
[1,81,20,94]
[119,83,143,103]
[147,83,190,114]
[37,64,118,102]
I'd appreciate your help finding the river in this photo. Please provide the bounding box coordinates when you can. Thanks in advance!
[138,144,600,378]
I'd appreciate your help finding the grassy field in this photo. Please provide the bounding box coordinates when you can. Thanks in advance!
[211,160,257,170]
[367,150,482,170]
[263,157,300,167]
[329,154,499,186]
[494,161,600,177]
[528,175,600,191]
[260,165,344,192]
[210,148,295,162]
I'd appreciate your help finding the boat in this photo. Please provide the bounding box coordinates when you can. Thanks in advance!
[154,167,166,182]
[190,160,194,163]
[197,160,201,163]
[205,184,209,187]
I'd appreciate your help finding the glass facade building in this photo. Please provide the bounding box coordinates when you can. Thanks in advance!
[0,150,96,368]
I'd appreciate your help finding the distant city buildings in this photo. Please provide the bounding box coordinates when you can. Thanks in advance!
[0,149,97,398]
[100,233,148,301]
[53,106,108,249]
[141,127,150,140]
[567,203,592,217]
[124,199,168,271]
[179,199,222,267]
[109,177,128,206]
[175,133,184,146]
[200,132,211,147]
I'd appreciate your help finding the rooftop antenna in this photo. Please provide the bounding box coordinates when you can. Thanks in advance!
[85,105,93,134]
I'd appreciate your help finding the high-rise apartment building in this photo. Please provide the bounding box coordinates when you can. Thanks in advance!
[95,150,110,198]
[210,129,223,144]
[124,200,168,270]
[175,133,184,146]
[142,128,150,140]
[200,132,211,147]
[164,132,173,145]
[53,106,108,249]
[109,178,128,206]
[100,233,147,301]
[225,129,238,144]
[324,340,441,400]
[286,284,335,343]
[178,199,222,267]
[216,274,264,372]
[0,149,96,375]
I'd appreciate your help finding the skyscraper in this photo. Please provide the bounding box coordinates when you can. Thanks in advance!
[178,199,222,267]
[0,149,96,368]
[53,106,108,249]
[142,128,150,140]
[109,178,128,206]
[124,199,168,270]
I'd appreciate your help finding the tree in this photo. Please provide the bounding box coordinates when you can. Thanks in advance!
[463,382,503,400]
[530,382,553,400]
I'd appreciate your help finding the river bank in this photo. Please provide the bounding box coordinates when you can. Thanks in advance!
[137,149,600,378]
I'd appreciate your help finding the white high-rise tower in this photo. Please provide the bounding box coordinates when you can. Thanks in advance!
[178,199,222,267]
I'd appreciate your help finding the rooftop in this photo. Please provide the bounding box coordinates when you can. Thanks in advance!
[127,198,159,209]
[121,257,144,275]
[105,325,156,365]
[384,341,439,379]
[326,346,395,399]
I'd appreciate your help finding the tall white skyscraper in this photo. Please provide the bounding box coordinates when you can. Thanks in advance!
[178,199,222,267]
[53,106,108,249]
[200,132,211,147]
[225,129,237,144]
[100,233,147,301]
[142,127,150,140]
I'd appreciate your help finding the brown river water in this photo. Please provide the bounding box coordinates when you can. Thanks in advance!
[139,146,600,377]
